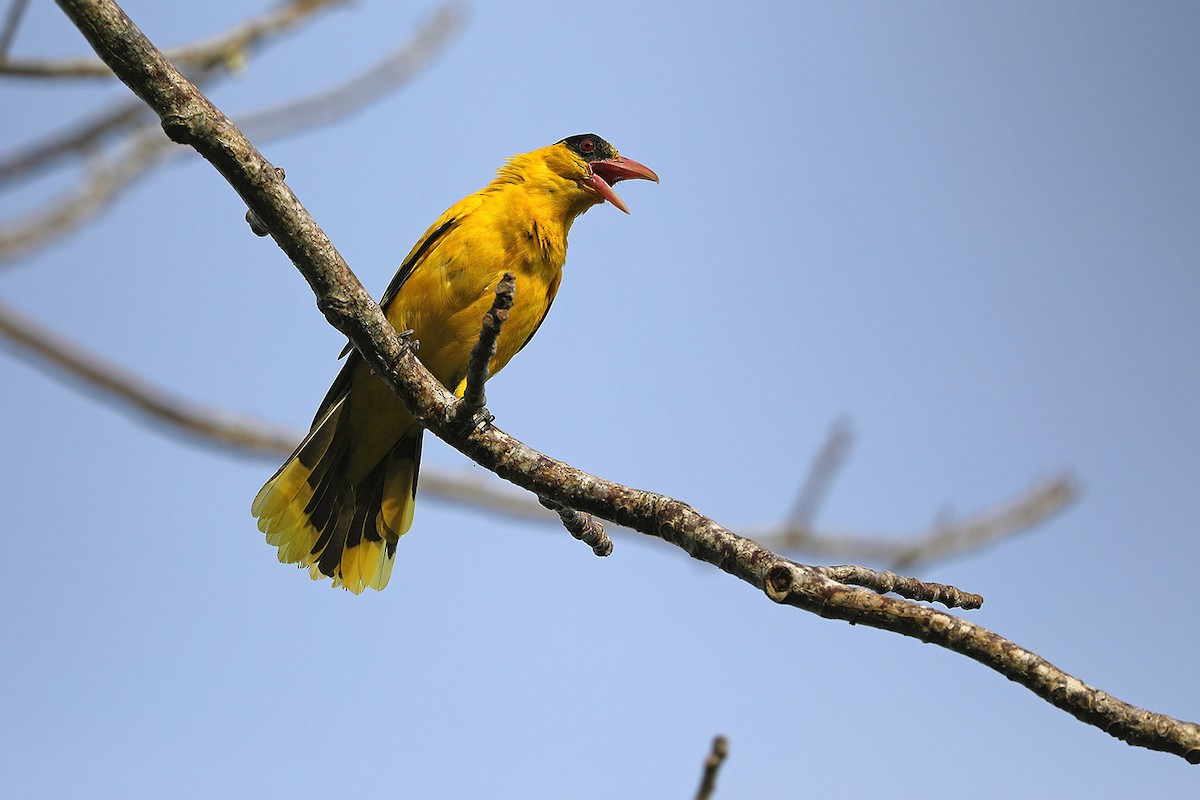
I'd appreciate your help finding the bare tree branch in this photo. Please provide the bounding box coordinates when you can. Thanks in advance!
[1,0,347,78]
[49,0,1200,763]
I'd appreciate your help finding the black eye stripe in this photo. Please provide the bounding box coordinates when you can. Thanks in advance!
[558,133,615,163]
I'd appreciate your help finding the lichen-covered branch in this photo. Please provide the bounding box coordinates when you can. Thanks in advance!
[538,495,612,557]
[52,0,1200,764]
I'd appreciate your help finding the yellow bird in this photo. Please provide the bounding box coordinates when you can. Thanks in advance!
[252,134,658,593]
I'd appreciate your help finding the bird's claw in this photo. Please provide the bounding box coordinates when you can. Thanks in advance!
[453,404,494,437]
[468,408,495,433]
[397,329,419,353]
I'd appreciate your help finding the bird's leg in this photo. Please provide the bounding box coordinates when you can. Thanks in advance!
[396,328,419,353]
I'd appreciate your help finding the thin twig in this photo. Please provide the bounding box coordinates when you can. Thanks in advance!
[236,4,465,142]
[818,564,982,610]
[0,102,147,187]
[1,0,347,78]
[0,128,170,262]
[0,0,30,57]
[538,496,612,556]
[787,417,852,526]
[47,0,1200,762]
[754,475,1079,569]
[454,271,514,431]
[694,736,728,800]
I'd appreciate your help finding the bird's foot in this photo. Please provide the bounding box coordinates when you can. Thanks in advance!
[454,404,495,437]
[397,329,419,353]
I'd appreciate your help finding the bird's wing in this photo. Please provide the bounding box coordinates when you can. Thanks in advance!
[379,193,486,310]
[316,193,487,424]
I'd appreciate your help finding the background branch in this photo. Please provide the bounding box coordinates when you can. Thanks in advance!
[0,0,346,78]
[0,0,29,57]
[0,296,298,455]
[50,0,1200,764]
[0,2,464,262]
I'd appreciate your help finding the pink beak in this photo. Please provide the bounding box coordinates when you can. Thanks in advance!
[587,156,659,214]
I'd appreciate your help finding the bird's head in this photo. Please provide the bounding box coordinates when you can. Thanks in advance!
[550,133,659,214]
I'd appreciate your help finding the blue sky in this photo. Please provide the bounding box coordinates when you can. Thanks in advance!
[2,1,1198,796]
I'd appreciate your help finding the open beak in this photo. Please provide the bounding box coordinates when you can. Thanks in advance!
[587,155,659,214]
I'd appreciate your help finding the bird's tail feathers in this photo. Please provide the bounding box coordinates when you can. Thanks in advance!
[251,399,422,594]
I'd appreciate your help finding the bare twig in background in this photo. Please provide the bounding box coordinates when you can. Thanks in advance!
[694,735,728,800]
[0,0,346,186]
[0,128,170,261]
[0,0,30,57]
[237,4,464,141]
[753,475,1079,568]
[0,297,298,456]
[0,0,347,78]
[0,101,147,187]
[786,416,852,525]
[51,0,1200,762]
[758,413,1078,567]
[0,2,464,262]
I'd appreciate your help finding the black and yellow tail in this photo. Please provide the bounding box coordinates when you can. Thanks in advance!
[251,395,423,594]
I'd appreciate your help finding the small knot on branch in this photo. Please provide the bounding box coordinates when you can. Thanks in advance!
[764,564,795,603]
[538,496,612,556]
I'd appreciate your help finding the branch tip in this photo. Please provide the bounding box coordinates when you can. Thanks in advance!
[538,496,612,557]
[694,735,729,800]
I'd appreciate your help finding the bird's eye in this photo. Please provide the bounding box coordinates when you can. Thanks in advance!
[579,139,595,153]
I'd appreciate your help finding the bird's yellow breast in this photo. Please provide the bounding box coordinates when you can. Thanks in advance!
[386,180,572,395]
